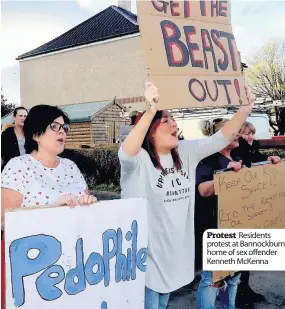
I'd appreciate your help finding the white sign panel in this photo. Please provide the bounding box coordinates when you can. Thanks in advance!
[5,198,148,309]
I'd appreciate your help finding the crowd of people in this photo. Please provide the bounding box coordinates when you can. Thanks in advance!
[1,82,280,309]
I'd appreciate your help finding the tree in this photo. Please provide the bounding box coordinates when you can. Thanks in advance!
[246,40,285,135]
[266,105,285,136]
[1,87,15,117]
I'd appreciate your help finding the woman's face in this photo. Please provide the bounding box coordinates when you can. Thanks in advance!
[14,109,27,127]
[241,128,255,145]
[152,111,179,152]
[36,116,70,155]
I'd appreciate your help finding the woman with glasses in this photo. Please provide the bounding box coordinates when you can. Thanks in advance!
[1,104,97,220]
[1,105,97,308]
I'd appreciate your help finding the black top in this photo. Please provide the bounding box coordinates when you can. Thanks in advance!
[195,152,240,229]
[1,127,20,169]
[231,138,267,166]
[194,151,240,268]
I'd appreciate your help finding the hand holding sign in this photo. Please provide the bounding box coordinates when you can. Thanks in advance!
[56,194,97,207]
[242,84,256,109]
[144,81,159,114]
[137,0,248,109]
[227,160,243,172]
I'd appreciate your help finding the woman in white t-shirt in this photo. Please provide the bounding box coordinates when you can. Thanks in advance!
[118,82,256,309]
[1,105,97,228]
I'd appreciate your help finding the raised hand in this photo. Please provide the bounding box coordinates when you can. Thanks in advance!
[244,85,256,110]
[144,81,159,114]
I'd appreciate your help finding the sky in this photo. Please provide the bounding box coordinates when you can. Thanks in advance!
[1,0,285,106]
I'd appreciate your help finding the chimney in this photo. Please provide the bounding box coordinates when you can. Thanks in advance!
[118,0,132,12]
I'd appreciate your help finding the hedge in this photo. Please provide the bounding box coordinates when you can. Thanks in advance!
[60,147,284,191]
[60,148,120,189]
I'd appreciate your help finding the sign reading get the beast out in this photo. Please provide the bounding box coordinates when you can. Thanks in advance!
[137,0,246,109]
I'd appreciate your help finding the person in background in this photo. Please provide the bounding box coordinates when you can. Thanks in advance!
[1,107,28,169]
[195,119,280,309]
[119,81,256,309]
[119,110,139,143]
[195,119,242,309]
[233,121,280,168]
[233,121,280,308]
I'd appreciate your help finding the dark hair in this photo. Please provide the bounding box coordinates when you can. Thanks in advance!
[129,111,139,125]
[200,118,229,136]
[130,115,137,125]
[13,107,28,117]
[24,105,70,153]
[135,111,182,171]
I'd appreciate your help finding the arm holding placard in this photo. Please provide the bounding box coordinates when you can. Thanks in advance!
[184,86,256,163]
[197,161,242,197]
[122,82,159,157]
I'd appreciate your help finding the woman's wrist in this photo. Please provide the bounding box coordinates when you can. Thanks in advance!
[145,105,157,117]
[239,104,252,116]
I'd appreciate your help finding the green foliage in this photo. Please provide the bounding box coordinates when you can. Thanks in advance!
[246,40,285,135]
[260,149,285,159]
[246,40,285,100]
[1,87,16,117]
[60,148,121,190]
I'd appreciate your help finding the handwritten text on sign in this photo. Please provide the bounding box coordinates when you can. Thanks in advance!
[137,0,246,109]
[5,198,148,309]
[214,162,285,229]
[211,162,285,282]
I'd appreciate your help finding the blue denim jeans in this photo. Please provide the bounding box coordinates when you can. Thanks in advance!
[197,271,240,309]
[145,287,170,309]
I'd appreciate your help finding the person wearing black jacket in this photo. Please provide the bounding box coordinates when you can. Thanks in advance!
[233,122,280,308]
[1,107,28,169]
[195,119,280,308]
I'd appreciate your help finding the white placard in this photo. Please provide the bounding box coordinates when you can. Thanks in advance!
[5,198,148,309]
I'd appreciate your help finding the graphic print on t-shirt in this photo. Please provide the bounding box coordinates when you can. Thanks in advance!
[156,166,191,203]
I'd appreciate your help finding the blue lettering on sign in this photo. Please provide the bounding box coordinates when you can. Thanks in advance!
[9,235,62,307]
[9,220,147,307]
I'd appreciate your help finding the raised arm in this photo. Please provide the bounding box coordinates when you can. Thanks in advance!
[221,85,255,141]
[183,85,256,162]
[122,82,159,156]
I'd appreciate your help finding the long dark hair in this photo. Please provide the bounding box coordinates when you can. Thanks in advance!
[135,111,182,171]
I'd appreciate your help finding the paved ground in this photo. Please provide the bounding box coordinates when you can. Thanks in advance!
[95,192,285,309]
[167,271,285,309]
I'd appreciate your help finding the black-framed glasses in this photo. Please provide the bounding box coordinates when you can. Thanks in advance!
[49,122,71,134]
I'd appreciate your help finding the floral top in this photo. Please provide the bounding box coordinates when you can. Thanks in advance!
[1,154,87,207]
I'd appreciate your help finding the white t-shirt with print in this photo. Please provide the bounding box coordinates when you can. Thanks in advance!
[119,130,229,293]
[1,154,87,207]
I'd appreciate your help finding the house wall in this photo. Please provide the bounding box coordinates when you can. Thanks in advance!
[65,122,92,147]
[92,103,128,144]
[20,36,147,108]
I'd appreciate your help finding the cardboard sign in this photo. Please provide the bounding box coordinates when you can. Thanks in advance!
[5,198,148,309]
[137,0,246,109]
[212,161,285,282]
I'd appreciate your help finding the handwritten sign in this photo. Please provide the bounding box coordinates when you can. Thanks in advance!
[5,198,148,309]
[137,0,246,110]
[212,161,285,282]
